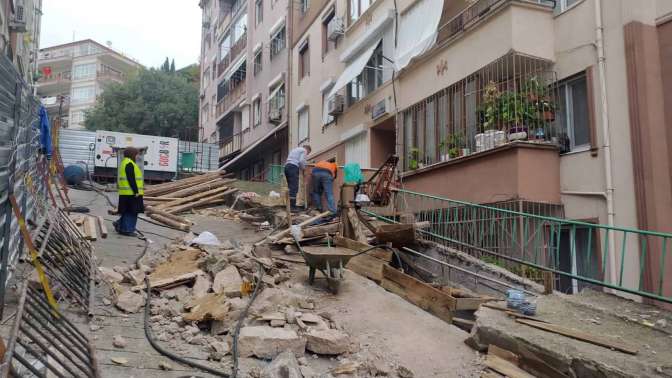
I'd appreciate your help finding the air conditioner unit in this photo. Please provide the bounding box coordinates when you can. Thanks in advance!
[328,94,344,116]
[327,17,344,42]
[9,0,27,33]
[269,108,281,122]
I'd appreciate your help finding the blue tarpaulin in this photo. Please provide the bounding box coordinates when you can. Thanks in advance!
[39,105,51,159]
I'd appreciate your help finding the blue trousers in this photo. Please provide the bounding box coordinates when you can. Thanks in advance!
[311,168,337,213]
[117,212,138,234]
[284,163,300,206]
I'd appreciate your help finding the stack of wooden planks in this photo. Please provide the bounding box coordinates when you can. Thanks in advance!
[143,172,239,231]
[70,214,107,241]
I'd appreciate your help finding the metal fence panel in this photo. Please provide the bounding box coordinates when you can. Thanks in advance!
[58,128,96,173]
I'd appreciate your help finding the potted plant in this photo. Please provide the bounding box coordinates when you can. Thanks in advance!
[439,133,464,161]
[408,148,420,170]
[475,82,508,151]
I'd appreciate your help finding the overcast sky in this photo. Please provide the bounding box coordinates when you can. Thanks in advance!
[40,1,202,69]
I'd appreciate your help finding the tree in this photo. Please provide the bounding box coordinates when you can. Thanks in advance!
[170,59,176,73]
[84,68,199,141]
[177,63,200,87]
[161,57,170,72]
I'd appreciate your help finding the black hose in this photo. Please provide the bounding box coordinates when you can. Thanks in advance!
[144,279,230,377]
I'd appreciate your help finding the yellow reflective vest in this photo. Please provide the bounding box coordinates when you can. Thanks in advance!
[118,157,144,196]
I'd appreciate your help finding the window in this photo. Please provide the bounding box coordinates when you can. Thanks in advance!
[347,41,382,105]
[269,83,285,121]
[73,63,96,80]
[349,0,371,23]
[345,132,369,168]
[557,74,590,152]
[300,0,309,14]
[255,0,263,25]
[71,86,95,102]
[220,34,231,61]
[253,97,262,126]
[298,107,309,143]
[211,94,217,114]
[322,92,334,126]
[254,48,263,75]
[298,40,310,80]
[203,67,211,88]
[202,104,210,123]
[553,0,579,13]
[70,111,85,125]
[321,9,336,57]
[270,26,286,60]
[233,13,248,43]
[242,105,250,131]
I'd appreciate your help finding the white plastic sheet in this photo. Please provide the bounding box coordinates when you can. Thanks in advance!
[393,0,444,71]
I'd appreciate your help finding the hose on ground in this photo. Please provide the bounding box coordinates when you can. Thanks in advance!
[144,278,230,377]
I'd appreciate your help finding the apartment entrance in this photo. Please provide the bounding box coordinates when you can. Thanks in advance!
[370,116,396,168]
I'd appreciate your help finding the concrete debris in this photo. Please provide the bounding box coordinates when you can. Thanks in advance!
[213,265,243,297]
[110,357,128,365]
[396,365,414,378]
[99,267,124,283]
[125,269,146,286]
[305,328,351,355]
[112,335,127,349]
[89,324,100,332]
[238,326,306,359]
[158,361,173,370]
[270,319,286,327]
[261,351,303,378]
[115,290,145,313]
[183,293,230,322]
[331,360,361,375]
[192,274,212,299]
[161,285,191,302]
[208,340,231,361]
[656,319,668,328]
[102,297,111,306]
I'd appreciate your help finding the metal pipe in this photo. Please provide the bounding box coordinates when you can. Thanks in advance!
[594,0,618,286]
[560,190,608,199]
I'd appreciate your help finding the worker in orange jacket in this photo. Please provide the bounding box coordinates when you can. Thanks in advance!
[311,159,338,214]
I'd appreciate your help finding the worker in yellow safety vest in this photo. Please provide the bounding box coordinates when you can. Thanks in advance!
[113,147,145,236]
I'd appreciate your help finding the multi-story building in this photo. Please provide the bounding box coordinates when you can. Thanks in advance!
[291,0,672,298]
[1,0,42,85]
[199,0,289,179]
[36,39,141,129]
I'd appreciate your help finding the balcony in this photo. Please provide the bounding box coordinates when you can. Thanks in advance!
[97,69,125,82]
[37,71,72,90]
[217,32,247,77]
[219,132,243,159]
[216,80,246,119]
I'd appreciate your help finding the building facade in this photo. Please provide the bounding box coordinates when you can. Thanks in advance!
[290,0,672,299]
[199,0,289,179]
[1,0,42,85]
[36,39,141,129]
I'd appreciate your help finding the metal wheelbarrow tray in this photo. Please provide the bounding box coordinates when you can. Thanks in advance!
[301,246,358,293]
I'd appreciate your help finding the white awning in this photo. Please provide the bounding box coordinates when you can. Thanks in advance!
[394,0,444,71]
[327,37,382,100]
[225,56,246,80]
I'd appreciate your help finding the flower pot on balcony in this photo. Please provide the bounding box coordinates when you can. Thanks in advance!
[507,126,528,142]
[543,110,555,122]
[475,129,506,152]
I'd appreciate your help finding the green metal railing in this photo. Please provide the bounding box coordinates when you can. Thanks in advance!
[267,164,283,185]
[364,189,672,304]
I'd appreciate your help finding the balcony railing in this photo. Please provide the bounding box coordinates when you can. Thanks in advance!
[219,132,243,158]
[217,32,247,77]
[216,79,246,119]
[400,52,559,171]
[97,70,125,81]
[437,0,555,45]
[38,71,71,84]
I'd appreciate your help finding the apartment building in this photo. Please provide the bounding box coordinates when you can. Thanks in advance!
[199,0,289,179]
[36,39,141,129]
[0,0,42,85]
[291,0,672,299]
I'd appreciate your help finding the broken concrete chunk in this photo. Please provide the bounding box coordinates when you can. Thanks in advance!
[99,267,124,283]
[158,361,173,370]
[299,313,322,323]
[192,274,212,299]
[238,326,306,359]
[112,335,127,349]
[110,357,128,365]
[125,269,146,286]
[261,350,303,378]
[213,265,243,297]
[115,291,145,313]
[161,285,191,302]
[305,329,351,355]
[270,319,286,327]
[102,298,111,306]
[89,324,101,332]
[396,366,414,378]
[299,300,315,310]
[183,293,230,322]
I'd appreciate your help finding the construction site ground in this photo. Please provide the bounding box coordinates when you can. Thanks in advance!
[12,188,482,378]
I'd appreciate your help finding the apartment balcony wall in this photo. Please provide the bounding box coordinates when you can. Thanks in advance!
[216,80,247,120]
[219,132,243,159]
[217,33,247,77]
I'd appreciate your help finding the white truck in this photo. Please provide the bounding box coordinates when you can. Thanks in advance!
[93,130,179,182]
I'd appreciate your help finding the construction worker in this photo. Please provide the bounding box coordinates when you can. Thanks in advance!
[114,147,144,236]
[311,158,338,214]
[284,144,311,211]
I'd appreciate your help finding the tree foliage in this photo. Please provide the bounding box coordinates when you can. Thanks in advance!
[84,68,199,141]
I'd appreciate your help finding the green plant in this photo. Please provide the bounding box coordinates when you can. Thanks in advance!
[408,148,420,170]
[480,81,501,130]
[439,132,464,158]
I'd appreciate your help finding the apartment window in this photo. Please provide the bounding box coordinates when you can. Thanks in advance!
[220,34,231,61]
[254,48,263,75]
[70,111,85,125]
[71,86,95,102]
[269,83,285,120]
[203,67,211,88]
[554,0,579,13]
[242,105,250,131]
[298,40,310,80]
[233,13,248,43]
[202,103,210,123]
[270,26,286,60]
[347,41,382,105]
[253,97,262,127]
[321,9,336,57]
[322,92,334,126]
[212,61,217,80]
[211,95,217,114]
[73,63,96,80]
[557,74,590,152]
[300,0,309,14]
[298,107,309,143]
[255,0,263,25]
[349,0,371,23]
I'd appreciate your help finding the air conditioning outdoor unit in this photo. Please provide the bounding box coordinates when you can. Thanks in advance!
[328,94,344,116]
[9,0,27,33]
[327,17,344,42]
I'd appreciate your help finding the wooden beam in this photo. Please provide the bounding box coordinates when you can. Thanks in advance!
[488,345,519,365]
[131,270,202,292]
[515,319,638,355]
[154,185,233,210]
[455,297,498,311]
[334,236,392,282]
[333,236,392,261]
[167,188,238,214]
[84,216,97,241]
[268,211,331,242]
[485,354,535,378]
[97,216,108,239]
[381,265,455,323]
[543,271,554,294]
[147,213,190,231]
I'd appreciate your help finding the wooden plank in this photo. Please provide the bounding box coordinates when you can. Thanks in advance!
[543,271,554,294]
[167,188,238,214]
[333,236,392,261]
[480,303,551,323]
[515,318,638,355]
[381,265,455,323]
[452,317,475,329]
[334,236,391,283]
[485,354,535,378]
[455,297,498,311]
[97,216,108,239]
[267,211,331,242]
[488,344,519,365]
[85,216,98,241]
[147,213,190,231]
[130,271,202,292]
[346,208,368,243]
[480,370,504,378]
[154,185,232,210]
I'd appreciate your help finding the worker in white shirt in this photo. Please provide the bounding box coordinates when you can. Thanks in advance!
[284,144,311,211]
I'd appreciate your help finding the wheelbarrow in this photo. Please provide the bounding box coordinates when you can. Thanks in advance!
[300,246,358,294]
